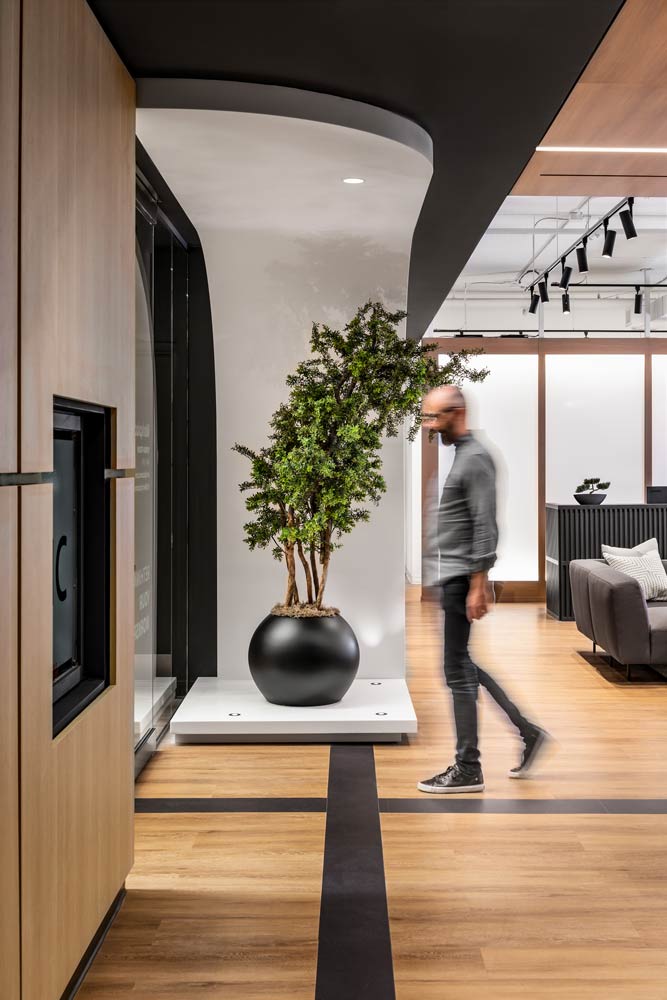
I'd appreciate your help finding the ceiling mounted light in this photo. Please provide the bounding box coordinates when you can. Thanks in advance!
[559,257,572,288]
[634,285,643,314]
[576,238,589,274]
[619,197,638,240]
[562,292,571,315]
[602,219,616,258]
[538,278,549,303]
[343,177,364,184]
[528,287,540,314]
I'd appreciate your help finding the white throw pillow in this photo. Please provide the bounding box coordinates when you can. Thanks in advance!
[603,549,667,600]
[601,537,659,558]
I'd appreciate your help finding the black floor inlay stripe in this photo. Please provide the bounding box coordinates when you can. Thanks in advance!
[135,797,667,815]
[380,798,667,814]
[135,797,326,813]
[315,745,395,1000]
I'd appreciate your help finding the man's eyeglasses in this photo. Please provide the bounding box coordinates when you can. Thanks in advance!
[421,406,462,419]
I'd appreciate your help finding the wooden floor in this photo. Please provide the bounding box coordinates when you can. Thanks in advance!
[79,587,667,999]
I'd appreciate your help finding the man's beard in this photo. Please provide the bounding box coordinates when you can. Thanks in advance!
[440,429,454,446]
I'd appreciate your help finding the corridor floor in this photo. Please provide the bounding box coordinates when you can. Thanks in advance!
[79,588,667,999]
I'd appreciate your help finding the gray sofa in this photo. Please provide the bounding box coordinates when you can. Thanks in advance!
[569,559,667,680]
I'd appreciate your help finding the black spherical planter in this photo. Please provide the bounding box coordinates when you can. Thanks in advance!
[248,613,360,707]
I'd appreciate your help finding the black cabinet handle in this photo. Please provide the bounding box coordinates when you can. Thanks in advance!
[55,534,68,602]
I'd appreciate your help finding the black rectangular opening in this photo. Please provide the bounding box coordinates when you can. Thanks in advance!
[53,399,111,737]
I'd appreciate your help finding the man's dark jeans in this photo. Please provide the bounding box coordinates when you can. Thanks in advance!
[442,575,531,773]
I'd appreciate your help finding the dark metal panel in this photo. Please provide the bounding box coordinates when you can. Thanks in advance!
[89,0,624,340]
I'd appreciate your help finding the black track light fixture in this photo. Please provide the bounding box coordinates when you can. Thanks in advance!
[576,238,589,274]
[562,292,571,314]
[538,277,549,302]
[528,286,540,314]
[620,197,638,240]
[559,257,572,288]
[602,218,616,258]
[634,285,643,314]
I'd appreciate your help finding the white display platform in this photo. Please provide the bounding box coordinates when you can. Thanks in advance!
[170,677,418,743]
[134,675,177,740]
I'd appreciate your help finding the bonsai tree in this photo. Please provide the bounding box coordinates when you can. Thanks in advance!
[575,477,611,494]
[234,301,487,615]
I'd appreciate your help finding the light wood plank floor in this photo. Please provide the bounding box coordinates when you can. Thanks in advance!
[79,587,667,998]
[376,587,667,799]
[78,813,325,998]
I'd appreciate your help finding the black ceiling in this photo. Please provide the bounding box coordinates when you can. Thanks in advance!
[90,0,625,339]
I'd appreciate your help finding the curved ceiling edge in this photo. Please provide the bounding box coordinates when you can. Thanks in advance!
[137,78,433,167]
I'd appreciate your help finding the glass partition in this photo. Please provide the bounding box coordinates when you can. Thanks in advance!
[133,178,188,766]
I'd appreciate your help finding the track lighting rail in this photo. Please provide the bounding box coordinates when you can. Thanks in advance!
[521,197,631,289]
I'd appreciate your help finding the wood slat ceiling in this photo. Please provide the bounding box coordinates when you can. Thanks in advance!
[515,0,667,196]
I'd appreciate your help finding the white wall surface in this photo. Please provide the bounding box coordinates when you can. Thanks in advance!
[435,354,539,581]
[546,354,645,504]
[653,354,667,486]
[137,107,432,679]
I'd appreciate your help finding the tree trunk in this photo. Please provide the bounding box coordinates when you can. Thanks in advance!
[297,540,314,604]
[309,544,320,596]
[284,542,300,606]
[316,530,331,608]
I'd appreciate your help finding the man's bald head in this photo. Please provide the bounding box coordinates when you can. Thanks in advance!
[421,384,468,445]
[423,384,466,413]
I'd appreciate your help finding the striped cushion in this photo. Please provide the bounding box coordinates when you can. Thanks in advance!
[603,549,667,601]
[601,537,659,558]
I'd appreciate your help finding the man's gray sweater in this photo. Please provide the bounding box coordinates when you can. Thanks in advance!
[437,432,498,582]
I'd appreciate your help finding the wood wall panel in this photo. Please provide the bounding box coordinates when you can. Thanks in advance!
[18,1,136,997]
[20,0,136,472]
[21,482,134,1000]
[0,0,20,472]
[514,0,667,196]
[0,489,20,1000]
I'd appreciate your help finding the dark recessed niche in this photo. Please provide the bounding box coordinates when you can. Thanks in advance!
[53,399,111,738]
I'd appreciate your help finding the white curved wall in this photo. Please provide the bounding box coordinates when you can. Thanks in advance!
[137,107,432,679]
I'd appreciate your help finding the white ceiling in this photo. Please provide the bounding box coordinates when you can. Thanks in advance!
[136,108,432,245]
[452,195,667,292]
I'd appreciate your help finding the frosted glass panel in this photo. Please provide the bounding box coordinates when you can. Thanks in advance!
[438,354,539,581]
[546,355,644,504]
[653,355,667,486]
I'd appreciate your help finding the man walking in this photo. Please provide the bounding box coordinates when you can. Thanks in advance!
[418,385,547,794]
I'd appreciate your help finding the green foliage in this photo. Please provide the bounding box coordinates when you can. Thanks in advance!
[575,477,611,494]
[233,300,488,606]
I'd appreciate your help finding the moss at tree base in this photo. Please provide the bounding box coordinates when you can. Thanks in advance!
[271,603,340,618]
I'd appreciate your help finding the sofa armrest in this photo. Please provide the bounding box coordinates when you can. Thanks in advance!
[588,565,650,664]
[569,560,598,642]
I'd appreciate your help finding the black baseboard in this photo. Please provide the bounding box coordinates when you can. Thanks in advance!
[59,887,126,1000]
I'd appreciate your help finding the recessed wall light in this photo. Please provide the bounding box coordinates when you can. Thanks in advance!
[343,177,365,184]
[537,145,667,154]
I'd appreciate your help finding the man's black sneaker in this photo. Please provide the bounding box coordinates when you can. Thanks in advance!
[417,764,484,794]
[509,725,550,779]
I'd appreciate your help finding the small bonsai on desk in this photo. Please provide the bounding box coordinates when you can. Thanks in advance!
[574,478,610,506]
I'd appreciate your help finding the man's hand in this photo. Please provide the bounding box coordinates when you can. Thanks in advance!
[467,573,491,622]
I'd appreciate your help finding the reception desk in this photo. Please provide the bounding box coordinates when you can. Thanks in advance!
[546,503,667,620]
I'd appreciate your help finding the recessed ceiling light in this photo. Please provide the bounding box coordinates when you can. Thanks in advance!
[343,177,365,184]
[537,145,667,154]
